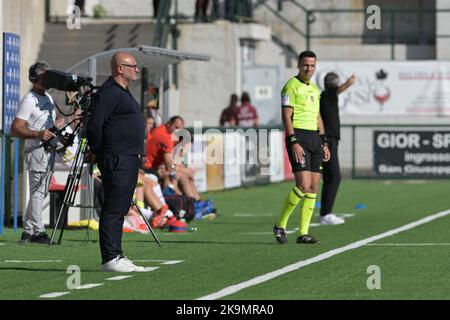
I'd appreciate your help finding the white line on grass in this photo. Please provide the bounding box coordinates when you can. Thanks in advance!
[134,259,183,265]
[338,213,355,218]
[4,260,63,263]
[161,261,183,265]
[0,243,5,246]
[106,276,134,281]
[366,243,450,246]
[197,208,450,300]
[40,292,70,298]
[314,213,355,217]
[74,283,103,289]
[139,267,160,272]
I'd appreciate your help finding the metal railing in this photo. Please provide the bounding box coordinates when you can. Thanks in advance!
[153,0,173,48]
[257,0,450,60]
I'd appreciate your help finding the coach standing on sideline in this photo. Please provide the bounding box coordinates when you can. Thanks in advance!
[319,72,356,225]
[87,52,147,272]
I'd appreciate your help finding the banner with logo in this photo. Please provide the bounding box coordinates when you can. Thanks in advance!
[190,133,208,192]
[2,33,20,133]
[269,130,285,182]
[224,131,241,189]
[255,130,271,185]
[374,130,450,177]
[240,131,258,186]
[205,132,225,191]
[316,61,450,116]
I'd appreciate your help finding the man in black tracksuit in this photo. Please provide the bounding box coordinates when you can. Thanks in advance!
[87,51,147,272]
[319,72,356,225]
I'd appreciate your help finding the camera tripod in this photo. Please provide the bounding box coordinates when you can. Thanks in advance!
[49,121,161,247]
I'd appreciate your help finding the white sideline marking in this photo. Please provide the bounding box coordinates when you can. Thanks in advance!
[133,260,183,265]
[138,267,160,272]
[339,213,355,218]
[4,260,63,263]
[286,227,298,234]
[314,213,355,218]
[75,283,103,289]
[106,276,134,281]
[234,213,273,217]
[197,209,450,300]
[40,292,70,298]
[366,243,450,246]
[0,243,5,246]
[161,261,182,265]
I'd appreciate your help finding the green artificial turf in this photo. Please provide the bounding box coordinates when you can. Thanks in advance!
[0,180,449,300]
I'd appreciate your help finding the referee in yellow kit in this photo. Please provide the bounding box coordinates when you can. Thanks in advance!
[273,51,330,244]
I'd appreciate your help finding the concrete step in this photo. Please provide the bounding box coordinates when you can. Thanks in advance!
[38,22,157,70]
[43,30,154,41]
[42,34,153,44]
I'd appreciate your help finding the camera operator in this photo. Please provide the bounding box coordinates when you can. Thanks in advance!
[10,61,57,244]
[87,51,147,273]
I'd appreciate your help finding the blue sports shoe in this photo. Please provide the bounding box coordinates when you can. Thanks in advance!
[194,201,207,220]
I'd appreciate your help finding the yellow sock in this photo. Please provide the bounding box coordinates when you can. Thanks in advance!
[299,193,316,236]
[277,187,304,229]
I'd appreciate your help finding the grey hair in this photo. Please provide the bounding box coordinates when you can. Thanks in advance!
[324,72,340,89]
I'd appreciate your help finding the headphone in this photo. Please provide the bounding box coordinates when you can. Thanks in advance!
[28,61,51,83]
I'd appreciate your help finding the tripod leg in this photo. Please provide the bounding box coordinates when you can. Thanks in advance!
[49,189,71,246]
[49,137,87,246]
[57,204,70,245]
[49,200,65,246]
[131,200,161,247]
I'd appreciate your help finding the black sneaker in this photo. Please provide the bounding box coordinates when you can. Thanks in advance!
[19,232,33,244]
[31,232,54,245]
[296,234,320,244]
[273,225,288,244]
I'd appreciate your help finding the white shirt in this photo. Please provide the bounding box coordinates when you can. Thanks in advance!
[15,90,56,149]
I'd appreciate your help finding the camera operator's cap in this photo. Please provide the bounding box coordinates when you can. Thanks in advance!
[28,61,51,83]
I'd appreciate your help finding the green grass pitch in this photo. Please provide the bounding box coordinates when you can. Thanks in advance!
[0,179,449,300]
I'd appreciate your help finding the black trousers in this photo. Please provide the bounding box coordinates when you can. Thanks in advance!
[97,154,139,264]
[320,138,341,216]
[195,0,209,21]
[93,177,104,218]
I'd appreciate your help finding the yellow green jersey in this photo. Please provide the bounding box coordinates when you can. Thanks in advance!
[281,76,321,130]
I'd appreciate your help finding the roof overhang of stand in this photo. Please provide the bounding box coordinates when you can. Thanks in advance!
[67,45,210,80]
[50,46,209,112]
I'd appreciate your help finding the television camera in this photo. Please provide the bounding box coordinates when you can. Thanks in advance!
[40,69,96,155]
